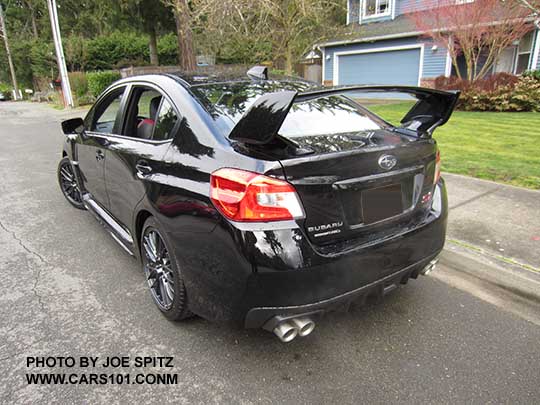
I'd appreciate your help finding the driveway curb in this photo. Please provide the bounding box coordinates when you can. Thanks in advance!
[441,239,540,305]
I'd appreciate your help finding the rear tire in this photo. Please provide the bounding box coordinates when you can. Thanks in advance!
[57,157,85,210]
[141,217,192,321]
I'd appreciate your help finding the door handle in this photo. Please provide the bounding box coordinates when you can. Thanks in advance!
[96,150,105,161]
[135,161,152,176]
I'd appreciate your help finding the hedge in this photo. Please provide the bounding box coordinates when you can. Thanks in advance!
[434,73,540,112]
[87,71,122,97]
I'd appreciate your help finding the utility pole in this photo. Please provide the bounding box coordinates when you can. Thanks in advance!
[0,3,20,100]
[46,0,73,108]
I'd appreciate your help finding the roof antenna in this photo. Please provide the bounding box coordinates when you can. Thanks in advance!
[247,65,268,80]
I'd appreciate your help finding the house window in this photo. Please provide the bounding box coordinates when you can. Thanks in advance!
[516,31,533,74]
[363,0,391,19]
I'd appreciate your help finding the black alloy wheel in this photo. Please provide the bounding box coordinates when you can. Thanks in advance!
[58,157,85,210]
[141,217,192,320]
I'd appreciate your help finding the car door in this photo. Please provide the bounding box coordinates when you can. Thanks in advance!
[78,86,127,208]
[103,84,180,230]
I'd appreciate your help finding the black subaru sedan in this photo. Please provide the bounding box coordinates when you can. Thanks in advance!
[58,67,458,342]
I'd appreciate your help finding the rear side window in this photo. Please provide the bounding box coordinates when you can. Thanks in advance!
[92,88,125,133]
[153,99,179,141]
[278,96,381,139]
[123,86,179,141]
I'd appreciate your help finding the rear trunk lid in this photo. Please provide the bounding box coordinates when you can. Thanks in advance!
[221,84,458,245]
[279,130,438,245]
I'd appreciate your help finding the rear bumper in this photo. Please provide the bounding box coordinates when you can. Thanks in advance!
[174,180,448,325]
[244,253,438,328]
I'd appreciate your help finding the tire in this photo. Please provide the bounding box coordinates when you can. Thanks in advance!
[57,157,85,210]
[140,217,192,321]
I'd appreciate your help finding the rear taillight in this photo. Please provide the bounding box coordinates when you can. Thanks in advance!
[434,150,441,184]
[210,168,305,222]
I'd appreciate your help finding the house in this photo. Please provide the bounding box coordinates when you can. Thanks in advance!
[318,0,540,87]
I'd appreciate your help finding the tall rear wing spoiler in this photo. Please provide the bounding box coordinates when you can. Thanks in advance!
[229,85,460,145]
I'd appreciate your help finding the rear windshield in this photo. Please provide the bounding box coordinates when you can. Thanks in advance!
[191,82,384,139]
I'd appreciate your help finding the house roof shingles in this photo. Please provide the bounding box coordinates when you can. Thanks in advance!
[321,15,420,47]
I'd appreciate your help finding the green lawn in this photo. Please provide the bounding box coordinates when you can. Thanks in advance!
[368,103,540,190]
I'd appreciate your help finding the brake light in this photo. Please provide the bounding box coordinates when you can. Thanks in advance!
[434,150,441,184]
[210,168,305,222]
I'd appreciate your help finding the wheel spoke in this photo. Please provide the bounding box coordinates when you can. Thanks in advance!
[149,232,159,259]
[146,266,157,281]
[61,167,73,181]
[156,235,166,258]
[158,276,170,307]
[162,278,174,303]
[147,276,157,289]
[143,236,158,263]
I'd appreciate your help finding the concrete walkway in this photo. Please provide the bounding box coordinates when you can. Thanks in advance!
[444,172,540,270]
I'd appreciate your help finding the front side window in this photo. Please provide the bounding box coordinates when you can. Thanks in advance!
[92,88,125,133]
[363,0,391,18]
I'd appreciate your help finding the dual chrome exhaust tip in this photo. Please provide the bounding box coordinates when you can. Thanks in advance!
[266,316,316,343]
[420,258,439,276]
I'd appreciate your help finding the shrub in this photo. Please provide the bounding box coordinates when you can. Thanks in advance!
[0,82,12,99]
[434,73,519,93]
[157,33,179,65]
[509,76,540,112]
[87,71,121,97]
[69,71,88,99]
[65,35,88,72]
[0,82,12,93]
[433,73,539,112]
[86,32,149,71]
[523,70,540,81]
[76,94,96,106]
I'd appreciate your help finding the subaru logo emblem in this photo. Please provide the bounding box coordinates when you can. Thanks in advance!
[378,154,397,170]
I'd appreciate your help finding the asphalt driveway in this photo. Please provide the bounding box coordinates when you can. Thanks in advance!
[1,102,539,404]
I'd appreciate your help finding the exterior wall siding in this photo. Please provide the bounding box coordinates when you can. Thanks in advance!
[396,0,439,16]
[347,0,360,24]
[323,36,448,84]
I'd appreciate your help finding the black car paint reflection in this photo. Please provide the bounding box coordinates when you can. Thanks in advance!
[60,73,452,329]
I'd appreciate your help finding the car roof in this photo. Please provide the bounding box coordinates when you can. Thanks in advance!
[167,69,317,87]
[115,71,316,91]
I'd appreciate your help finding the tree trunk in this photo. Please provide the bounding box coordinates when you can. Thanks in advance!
[148,26,159,66]
[173,0,196,71]
[0,4,19,99]
[284,43,293,75]
[30,5,38,38]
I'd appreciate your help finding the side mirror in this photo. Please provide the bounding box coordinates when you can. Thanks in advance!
[62,118,84,135]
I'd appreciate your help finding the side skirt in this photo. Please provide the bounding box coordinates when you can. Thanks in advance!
[83,194,135,256]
